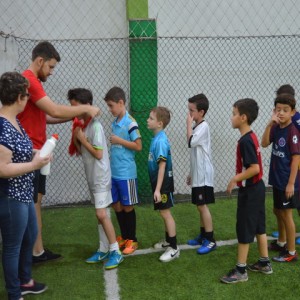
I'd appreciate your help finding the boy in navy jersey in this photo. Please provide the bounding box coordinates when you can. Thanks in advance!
[147,107,179,262]
[261,93,300,262]
[221,99,272,284]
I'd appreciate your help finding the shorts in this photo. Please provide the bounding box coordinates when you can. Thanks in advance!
[111,178,139,206]
[91,190,113,209]
[236,180,266,243]
[154,192,174,211]
[33,170,46,203]
[191,186,215,206]
[273,187,299,209]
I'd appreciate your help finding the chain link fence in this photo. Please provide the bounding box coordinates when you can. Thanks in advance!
[1,1,300,205]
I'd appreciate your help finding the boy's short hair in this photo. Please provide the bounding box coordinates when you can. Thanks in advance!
[67,88,93,105]
[274,93,296,110]
[0,72,29,106]
[151,106,171,128]
[233,98,259,125]
[104,86,126,103]
[188,94,209,115]
[276,84,295,96]
[32,41,61,62]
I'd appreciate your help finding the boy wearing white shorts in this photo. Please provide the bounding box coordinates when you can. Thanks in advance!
[68,88,123,270]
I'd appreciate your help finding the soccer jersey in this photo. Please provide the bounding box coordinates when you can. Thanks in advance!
[0,117,34,203]
[268,123,300,191]
[148,130,174,193]
[236,131,263,187]
[189,120,214,187]
[18,70,47,149]
[81,118,111,193]
[110,111,141,180]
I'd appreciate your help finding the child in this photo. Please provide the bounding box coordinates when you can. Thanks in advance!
[104,86,142,255]
[269,84,300,248]
[261,93,300,262]
[68,88,123,269]
[221,98,272,284]
[147,107,180,262]
[186,94,216,254]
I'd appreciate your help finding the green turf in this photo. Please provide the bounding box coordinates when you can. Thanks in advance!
[1,195,300,299]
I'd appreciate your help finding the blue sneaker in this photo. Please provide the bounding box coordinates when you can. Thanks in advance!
[104,250,124,270]
[271,231,279,238]
[296,237,300,245]
[187,234,203,246]
[197,239,216,254]
[85,251,109,263]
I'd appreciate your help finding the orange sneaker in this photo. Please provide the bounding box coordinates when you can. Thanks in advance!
[116,236,127,250]
[122,240,138,255]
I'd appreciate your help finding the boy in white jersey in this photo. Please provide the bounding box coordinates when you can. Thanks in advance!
[68,88,123,270]
[186,93,216,254]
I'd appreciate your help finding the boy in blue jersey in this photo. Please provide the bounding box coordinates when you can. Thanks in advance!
[268,84,300,249]
[221,99,272,284]
[147,107,179,262]
[104,87,142,255]
[68,88,123,270]
[261,93,300,262]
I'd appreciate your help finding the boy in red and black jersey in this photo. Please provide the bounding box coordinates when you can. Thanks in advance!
[221,98,272,284]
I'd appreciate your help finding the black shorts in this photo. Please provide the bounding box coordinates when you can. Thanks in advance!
[191,186,215,206]
[236,180,266,243]
[273,187,299,209]
[33,170,46,203]
[154,192,174,210]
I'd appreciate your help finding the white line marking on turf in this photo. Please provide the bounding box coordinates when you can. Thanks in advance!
[104,268,120,300]
[102,235,279,299]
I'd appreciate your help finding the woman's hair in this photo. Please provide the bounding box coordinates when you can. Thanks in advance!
[0,72,29,106]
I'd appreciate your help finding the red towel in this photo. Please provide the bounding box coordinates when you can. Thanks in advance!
[68,117,91,156]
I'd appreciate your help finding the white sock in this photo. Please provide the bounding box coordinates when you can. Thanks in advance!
[109,242,120,252]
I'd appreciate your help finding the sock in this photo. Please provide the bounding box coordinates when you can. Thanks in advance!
[200,227,205,237]
[168,235,177,250]
[259,257,270,266]
[124,209,137,241]
[98,224,109,253]
[33,250,44,257]
[289,250,296,256]
[277,241,286,247]
[165,231,170,243]
[115,211,127,239]
[109,242,120,252]
[236,263,246,274]
[205,231,215,243]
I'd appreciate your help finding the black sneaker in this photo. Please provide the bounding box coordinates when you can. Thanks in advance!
[32,248,62,264]
[21,281,48,295]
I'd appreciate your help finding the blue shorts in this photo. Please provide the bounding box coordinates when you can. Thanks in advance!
[111,178,139,206]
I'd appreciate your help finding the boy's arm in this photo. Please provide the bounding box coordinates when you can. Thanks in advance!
[226,164,260,195]
[75,128,103,160]
[186,113,193,143]
[285,154,300,199]
[261,110,278,147]
[110,135,142,152]
[153,160,166,203]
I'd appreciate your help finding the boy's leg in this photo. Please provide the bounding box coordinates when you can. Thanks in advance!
[281,209,296,252]
[274,208,286,242]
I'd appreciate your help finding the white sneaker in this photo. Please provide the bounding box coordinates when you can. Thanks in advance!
[153,240,170,249]
[159,247,180,262]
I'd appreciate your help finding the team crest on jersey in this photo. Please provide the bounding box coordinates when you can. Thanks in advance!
[161,194,168,203]
[293,135,298,144]
[148,152,153,161]
[278,137,286,147]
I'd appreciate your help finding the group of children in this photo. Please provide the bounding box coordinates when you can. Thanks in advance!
[69,84,300,284]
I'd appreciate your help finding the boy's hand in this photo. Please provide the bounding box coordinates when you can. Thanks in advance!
[187,113,194,128]
[186,175,191,186]
[285,182,295,199]
[74,128,85,143]
[154,190,162,203]
[110,134,121,145]
[271,109,279,124]
[226,178,237,195]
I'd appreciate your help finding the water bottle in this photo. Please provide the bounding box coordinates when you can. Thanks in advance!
[40,134,59,175]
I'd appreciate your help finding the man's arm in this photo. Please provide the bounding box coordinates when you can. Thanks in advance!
[35,96,100,119]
